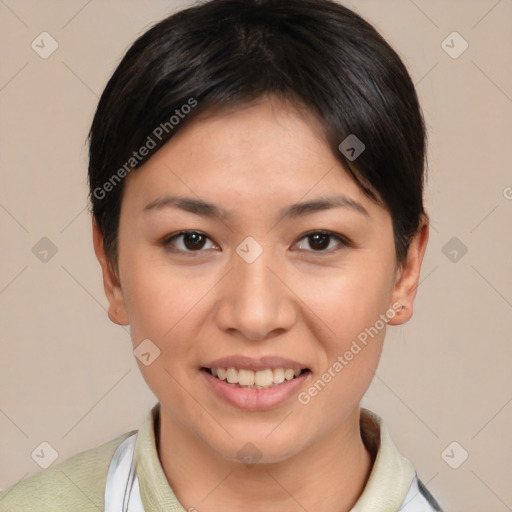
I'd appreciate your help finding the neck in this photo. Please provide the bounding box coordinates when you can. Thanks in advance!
[157,407,374,512]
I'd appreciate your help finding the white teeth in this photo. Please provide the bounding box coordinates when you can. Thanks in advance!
[255,369,273,387]
[226,367,238,384]
[208,367,305,388]
[284,369,295,381]
[238,369,255,386]
[273,368,285,384]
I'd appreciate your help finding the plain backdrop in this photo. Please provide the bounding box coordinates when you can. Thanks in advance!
[0,1,511,510]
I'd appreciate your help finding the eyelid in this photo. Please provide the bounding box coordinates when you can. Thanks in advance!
[161,229,352,254]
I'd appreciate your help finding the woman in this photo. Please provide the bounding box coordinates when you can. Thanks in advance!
[0,0,443,510]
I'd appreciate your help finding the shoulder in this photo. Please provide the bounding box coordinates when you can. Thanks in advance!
[0,430,135,512]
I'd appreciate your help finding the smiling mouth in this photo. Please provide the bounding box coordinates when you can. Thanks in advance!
[201,367,311,389]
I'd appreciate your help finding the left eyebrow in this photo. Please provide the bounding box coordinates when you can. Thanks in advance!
[143,194,370,221]
[277,195,369,220]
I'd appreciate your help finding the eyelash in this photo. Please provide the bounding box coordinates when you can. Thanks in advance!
[160,230,352,255]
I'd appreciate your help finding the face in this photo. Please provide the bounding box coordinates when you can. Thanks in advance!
[94,96,427,464]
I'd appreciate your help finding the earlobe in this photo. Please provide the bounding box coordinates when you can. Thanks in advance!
[91,217,130,326]
[387,215,429,326]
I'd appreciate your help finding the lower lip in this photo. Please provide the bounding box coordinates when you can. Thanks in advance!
[200,369,311,411]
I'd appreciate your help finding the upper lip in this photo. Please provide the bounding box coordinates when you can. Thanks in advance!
[202,355,309,371]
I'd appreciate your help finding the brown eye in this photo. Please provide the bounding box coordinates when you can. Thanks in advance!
[181,232,207,250]
[295,231,350,253]
[163,231,217,253]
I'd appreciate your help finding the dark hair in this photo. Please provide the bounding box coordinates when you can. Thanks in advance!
[88,0,428,273]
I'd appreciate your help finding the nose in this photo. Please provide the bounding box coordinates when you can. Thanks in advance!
[214,242,297,341]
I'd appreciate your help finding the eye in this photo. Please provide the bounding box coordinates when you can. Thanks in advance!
[162,231,218,253]
[161,229,351,255]
[294,230,351,253]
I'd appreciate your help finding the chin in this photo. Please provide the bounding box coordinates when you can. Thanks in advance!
[206,431,307,467]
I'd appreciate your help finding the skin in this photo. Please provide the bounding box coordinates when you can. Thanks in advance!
[93,95,429,512]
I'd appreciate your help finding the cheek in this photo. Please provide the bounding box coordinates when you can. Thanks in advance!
[294,263,392,397]
[298,261,393,344]
[118,238,191,336]
[120,263,208,409]
[120,255,215,367]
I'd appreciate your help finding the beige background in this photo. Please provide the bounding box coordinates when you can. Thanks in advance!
[0,0,511,510]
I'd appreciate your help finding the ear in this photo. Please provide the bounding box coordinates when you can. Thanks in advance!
[387,215,429,325]
[92,217,129,326]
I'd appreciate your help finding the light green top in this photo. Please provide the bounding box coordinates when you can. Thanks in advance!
[0,403,417,511]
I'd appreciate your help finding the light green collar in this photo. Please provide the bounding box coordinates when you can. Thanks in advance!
[134,403,415,511]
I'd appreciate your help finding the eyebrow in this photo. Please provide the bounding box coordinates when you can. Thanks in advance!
[143,194,369,221]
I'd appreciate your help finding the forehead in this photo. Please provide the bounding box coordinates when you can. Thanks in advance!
[121,97,382,220]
